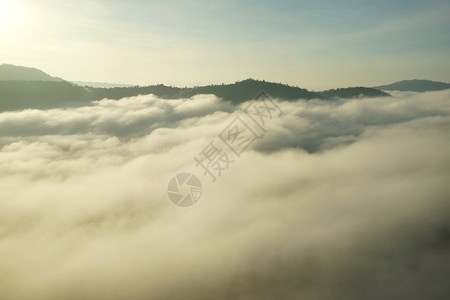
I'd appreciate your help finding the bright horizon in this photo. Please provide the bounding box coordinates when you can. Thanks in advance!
[1,0,449,89]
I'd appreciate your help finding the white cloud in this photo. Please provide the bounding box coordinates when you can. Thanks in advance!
[0,90,449,299]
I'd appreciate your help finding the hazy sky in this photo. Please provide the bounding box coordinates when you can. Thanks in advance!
[1,0,449,89]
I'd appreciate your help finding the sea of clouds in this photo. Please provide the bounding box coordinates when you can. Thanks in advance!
[0,90,449,299]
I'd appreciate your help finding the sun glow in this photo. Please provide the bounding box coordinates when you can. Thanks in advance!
[0,0,27,33]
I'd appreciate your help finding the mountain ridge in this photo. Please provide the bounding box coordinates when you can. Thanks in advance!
[72,81,133,88]
[0,64,64,82]
[1,64,391,111]
[373,79,450,92]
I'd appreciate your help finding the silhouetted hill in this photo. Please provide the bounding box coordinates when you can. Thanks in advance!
[87,80,388,103]
[373,80,450,92]
[180,79,320,103]
[0,65,392,111]
[0,81,92,111]
[86,79,321,103]
[320,87,390,98]
[0,64,64,81]
[0,79,391,112]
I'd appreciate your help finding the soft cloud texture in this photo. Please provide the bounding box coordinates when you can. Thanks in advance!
[0,90,449,299]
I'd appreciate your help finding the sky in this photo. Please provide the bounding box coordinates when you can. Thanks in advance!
[0,0,449,89]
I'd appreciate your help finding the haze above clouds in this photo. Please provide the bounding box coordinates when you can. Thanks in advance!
[2,0,449,89]
[1,91,449,299]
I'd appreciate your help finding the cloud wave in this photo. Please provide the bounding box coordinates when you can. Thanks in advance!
[1,90,449,299]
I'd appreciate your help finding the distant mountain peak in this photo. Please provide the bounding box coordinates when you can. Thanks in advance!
[71,81,133,88]
[0,64,64,81]
[373,79,450,92]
